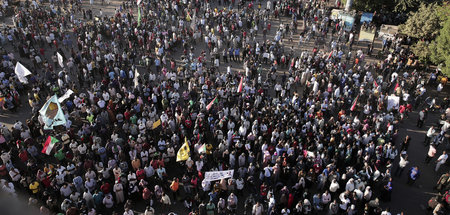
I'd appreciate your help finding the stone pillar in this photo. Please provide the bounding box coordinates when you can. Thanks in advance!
[345,0,353,12]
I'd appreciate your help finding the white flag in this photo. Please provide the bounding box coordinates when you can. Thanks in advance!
[58,89,74,103]
[14,62,32,84]
[134,68,140,88]
[57,52,64,68]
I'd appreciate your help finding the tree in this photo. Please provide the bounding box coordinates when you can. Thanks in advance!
[394,0,441,13]
[352,0,392,12]
[430,18,450,76]
[399,3,441,39]
[411,40,431,63]
[394,0,421,12]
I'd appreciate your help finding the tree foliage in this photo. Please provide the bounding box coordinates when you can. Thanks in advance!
[411,40,431,63]
[352,0,393,12]
[394,0,421,12]
[430,18,450,76]
[399,3,441,39]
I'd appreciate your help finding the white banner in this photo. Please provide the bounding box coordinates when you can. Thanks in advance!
[57,52,64,68]
[15,62,32,83]
[387,95,400,111]
[58,89,74,103]
[204,170,234,182]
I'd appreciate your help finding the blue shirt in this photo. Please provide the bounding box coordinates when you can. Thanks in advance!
[73,176,83,188]
[410,168,419,180]
[93,192,104,206]
[209,191,218,202]
[66,100,74,112]
[108,71,115,80]
[386,182,392,191]
[120,70,127,78]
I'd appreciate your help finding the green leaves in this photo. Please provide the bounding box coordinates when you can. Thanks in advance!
[411,40,431,62]
[394,0,420,13]
[404,2,450,75]
[430,18,450,76]
[399,3,441,39]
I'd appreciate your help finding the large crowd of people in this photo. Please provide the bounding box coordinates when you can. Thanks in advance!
[0,0,449,214]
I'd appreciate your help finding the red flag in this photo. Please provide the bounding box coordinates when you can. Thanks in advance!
[374,80,378,88]
[206,96,217,110]
[41,136,59,155]
[350,95,359,111]
[237,76,244,93]
[327,51,333,60]
[394,82,399,91]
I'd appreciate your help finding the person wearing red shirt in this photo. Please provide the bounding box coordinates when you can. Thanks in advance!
[150,159,159,170]
[84,159,93,170]
[191,175,198,192]
[260,183,268,197]
[100,182,111,194]
[41,175,51,188]
[142,186,152,201]
[53,40,58,49]
[198,170,204,181]
[185,118,192,129]
[0,165,7,177]
[158,157,165,168]
[136,168,145,181]
[19,149,29,163]
[124,109,131,121]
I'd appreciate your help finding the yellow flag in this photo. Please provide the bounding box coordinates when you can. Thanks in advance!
[176,137,190,162]
[152,119,161,129]
[186,12,191,22]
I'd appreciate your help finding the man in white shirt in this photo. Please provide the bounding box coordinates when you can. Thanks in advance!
[60,184,73,197]
[97,98,106,108]
[274,83,282,97]
[435,151,448,172]
[9,168,20,182]
[252,202,263,215]
[424,126,435,146]
[417,109,425,128]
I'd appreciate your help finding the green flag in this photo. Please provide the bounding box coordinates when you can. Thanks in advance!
[138,6,142,27]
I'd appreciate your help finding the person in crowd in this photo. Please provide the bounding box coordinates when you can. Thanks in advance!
[0,0,447,215]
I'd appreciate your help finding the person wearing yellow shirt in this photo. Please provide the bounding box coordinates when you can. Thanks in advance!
[170,177,180,203]
[29,180,40,195]
[206,143,213,155]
